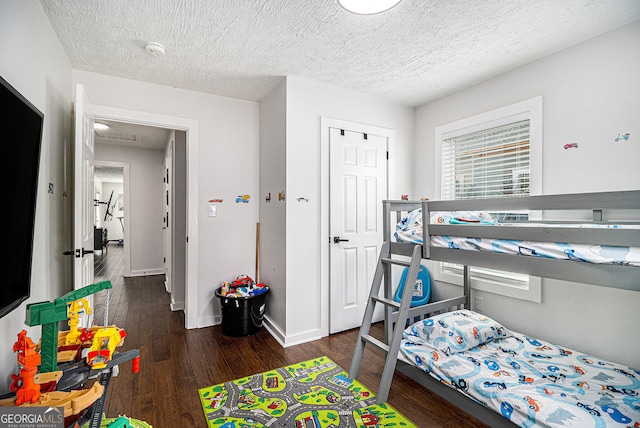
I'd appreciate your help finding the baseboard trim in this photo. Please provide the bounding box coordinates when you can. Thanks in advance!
[126,268,165,277]
[263,316,325,348]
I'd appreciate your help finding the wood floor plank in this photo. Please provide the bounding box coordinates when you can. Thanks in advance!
[91,245,490,428]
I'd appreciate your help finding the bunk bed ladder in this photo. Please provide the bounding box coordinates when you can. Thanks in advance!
[348,241,423,404]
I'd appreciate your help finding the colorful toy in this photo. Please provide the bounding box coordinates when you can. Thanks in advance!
[10,330,42,405]
[394,264,431,308]
[26,280,114,373]
[615,133,630,142]
[235,194,250,203]
[6,381,106,418]
[563,142,578,149]
[1,280,143,428]
[81,415,153,427]
[218,275,268,298]
[86,327,127,369]
[65,298,94,346]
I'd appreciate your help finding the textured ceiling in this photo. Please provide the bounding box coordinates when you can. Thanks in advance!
[40,0,640,107]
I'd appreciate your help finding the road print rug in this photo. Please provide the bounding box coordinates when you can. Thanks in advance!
[198,355,416,428]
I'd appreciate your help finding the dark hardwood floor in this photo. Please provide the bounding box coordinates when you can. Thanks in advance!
[92,244,489,427]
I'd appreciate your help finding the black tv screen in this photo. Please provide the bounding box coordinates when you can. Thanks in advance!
[1,75,44,319]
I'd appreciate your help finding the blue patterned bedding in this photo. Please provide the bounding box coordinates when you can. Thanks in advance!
[394,209,640,266]
[400,310,640,428]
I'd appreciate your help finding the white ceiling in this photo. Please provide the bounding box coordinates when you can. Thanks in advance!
[40,0,640,108]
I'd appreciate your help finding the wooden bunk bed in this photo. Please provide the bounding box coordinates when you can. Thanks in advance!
[348,190,640,428]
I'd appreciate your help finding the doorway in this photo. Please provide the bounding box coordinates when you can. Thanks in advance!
[94,162,128,263]
[91,104,199,329]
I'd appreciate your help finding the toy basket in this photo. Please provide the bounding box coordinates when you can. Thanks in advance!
[215,278,269,336]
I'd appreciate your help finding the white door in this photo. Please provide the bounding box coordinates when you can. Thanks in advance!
[163,154,172,294]
[73,84,96,325]
[329,127,387,333]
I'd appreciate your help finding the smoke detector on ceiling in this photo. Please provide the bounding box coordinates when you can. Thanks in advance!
[145,42,166,56]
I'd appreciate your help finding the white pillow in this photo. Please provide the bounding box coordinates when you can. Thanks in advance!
[403,309,512,355]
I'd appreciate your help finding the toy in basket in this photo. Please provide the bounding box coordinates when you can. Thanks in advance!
[219,275,268,297]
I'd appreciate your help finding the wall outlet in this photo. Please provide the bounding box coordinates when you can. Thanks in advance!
[474,296,484,312]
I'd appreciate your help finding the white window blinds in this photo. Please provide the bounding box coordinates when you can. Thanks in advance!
[442,120,530,200]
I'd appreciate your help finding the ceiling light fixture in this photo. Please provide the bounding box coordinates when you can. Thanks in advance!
[337,0,402,15]
[145,41,166,56]
[94,122,110,130]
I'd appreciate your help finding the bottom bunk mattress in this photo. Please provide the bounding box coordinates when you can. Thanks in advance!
[399,309,640,428]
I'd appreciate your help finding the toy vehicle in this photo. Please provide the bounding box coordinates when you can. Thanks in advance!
[602,405,632,423]
[577,402,600,416]
[524,396,542,412]
[483,381,507,390]
[86,326,127,369]
[501,402,514,419]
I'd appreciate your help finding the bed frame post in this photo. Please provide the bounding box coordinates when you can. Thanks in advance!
[422,200,431,259]
[463,265,471,309]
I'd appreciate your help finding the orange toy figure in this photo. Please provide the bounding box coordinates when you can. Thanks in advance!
[10,330,41,405]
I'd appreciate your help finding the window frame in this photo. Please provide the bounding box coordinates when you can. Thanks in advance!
[433,97,543,302]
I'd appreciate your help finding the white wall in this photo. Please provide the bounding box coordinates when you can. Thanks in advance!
[0,0,73,393]
[274,76,415,344]
[414,21,640,368]
[171,131,188,310]
[259,80,288,334]
[95,144,165,275]
[73,70,260,328]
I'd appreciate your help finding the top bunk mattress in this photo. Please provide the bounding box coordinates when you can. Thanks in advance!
[394,209,640,266]
[399,309,640,428]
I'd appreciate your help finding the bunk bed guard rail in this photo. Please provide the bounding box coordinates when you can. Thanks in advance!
[396,190,640,291]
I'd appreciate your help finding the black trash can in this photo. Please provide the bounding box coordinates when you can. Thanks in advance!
[215,287,269,336]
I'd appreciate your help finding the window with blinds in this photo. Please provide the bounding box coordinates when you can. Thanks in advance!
[442,119,530,201]
[434,97,542,303]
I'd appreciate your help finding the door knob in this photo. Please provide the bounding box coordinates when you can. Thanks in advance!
[333,236,349,244]
[63,248,93,257]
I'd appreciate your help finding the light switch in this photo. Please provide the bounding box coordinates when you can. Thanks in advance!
[208,204,216,217]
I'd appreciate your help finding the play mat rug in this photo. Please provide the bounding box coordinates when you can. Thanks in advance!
[198,356,416,428]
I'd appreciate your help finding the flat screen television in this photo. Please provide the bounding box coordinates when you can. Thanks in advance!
[1,75,44,319]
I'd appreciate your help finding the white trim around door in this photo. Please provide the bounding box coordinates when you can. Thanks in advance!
[91,104,200,330]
